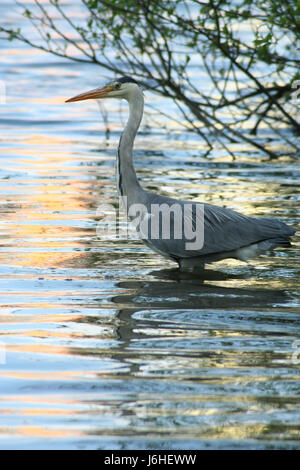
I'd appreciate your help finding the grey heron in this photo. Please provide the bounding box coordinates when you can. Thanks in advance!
[66,77,295,270]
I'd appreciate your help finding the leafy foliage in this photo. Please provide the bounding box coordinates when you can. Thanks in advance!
[1,0,299,157]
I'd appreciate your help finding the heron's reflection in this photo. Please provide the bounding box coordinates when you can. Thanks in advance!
[106,267,291,380]
[109,266,290,353]
[112,267,289,311]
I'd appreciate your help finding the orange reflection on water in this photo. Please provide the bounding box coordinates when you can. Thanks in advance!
[14,426,82,438]
[21,408,76,416]
[4,343,74,356]
[0,123,105,271]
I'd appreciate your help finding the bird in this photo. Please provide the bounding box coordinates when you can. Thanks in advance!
[66,76,295,271]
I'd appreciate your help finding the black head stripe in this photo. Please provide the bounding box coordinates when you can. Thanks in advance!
[118,76,138,84]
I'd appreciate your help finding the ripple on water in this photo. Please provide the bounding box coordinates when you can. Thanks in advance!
[0,0,299,450]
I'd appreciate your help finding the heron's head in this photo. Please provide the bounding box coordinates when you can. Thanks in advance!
[65,76,140,103]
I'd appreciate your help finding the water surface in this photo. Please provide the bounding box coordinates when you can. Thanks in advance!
[0,1,299,450]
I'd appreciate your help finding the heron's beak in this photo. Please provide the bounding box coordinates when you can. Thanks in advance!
[65,85,113,103]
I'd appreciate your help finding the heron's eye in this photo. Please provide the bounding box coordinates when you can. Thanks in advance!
[114,82,121,90]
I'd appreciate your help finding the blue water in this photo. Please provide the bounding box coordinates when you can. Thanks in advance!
[0,0,299,450]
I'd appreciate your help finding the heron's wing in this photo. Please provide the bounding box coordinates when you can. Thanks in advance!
[191,202,293,255]
[144,194,295,260]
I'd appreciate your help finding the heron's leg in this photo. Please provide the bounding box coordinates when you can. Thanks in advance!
[178,258,205,272]
[192,264,206,273]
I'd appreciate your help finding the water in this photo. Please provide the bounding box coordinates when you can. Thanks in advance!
[0,1,299,450]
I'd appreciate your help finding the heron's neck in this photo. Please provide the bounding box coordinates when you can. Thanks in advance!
[117,89,144,208]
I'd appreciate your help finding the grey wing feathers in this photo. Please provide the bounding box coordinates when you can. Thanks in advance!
[144,193,295,260]
[199,203,294,255]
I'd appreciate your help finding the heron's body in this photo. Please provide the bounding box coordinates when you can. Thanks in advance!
[66,77,295,270]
